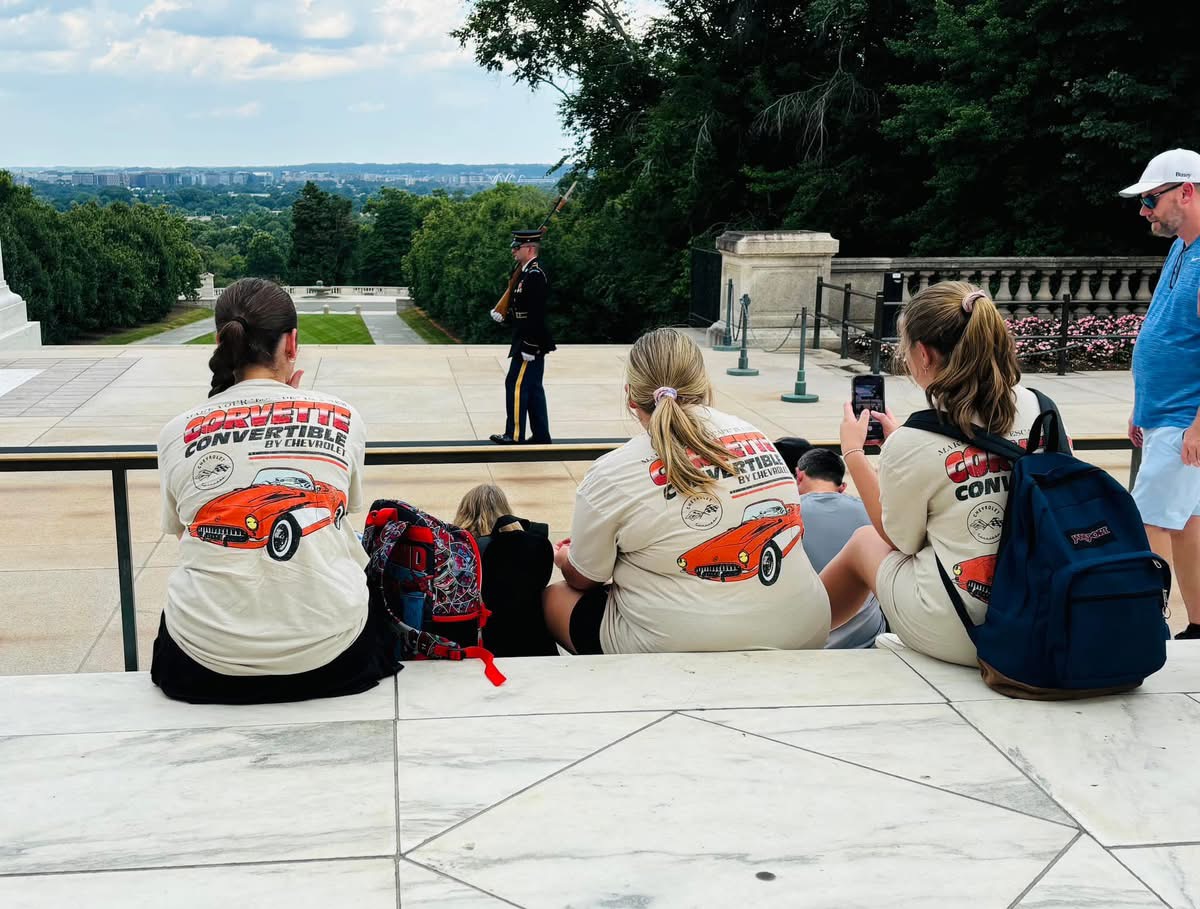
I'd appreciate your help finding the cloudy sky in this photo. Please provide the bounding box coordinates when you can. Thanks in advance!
[0,0,568,166]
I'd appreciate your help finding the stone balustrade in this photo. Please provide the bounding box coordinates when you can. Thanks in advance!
[212,285,408,300]
[832,257,1164,319]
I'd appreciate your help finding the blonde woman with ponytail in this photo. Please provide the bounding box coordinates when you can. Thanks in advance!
[821,281,1064,666]
[543,327,829,654]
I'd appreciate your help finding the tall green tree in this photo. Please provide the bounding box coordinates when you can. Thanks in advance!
[0,172,201,340]
[245,231,287,280]
[406,185,557,342]
[884,0,1200,255]
[451,0,1200,338]
[288,181,358,284]
[359,189,431,285]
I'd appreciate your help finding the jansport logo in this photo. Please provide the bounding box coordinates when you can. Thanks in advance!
[1068,523,1114,548]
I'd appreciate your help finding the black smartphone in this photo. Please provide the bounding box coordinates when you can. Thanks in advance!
[851,375,886,446]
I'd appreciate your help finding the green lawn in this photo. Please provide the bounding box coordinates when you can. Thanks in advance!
[188,314,375,346]
[399,306,459,344]
[90,306,213,345]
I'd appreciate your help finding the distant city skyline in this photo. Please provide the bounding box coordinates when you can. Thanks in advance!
[0,1,571,166]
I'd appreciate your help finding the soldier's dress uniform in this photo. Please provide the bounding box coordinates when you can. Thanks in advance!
[492,232,556,444]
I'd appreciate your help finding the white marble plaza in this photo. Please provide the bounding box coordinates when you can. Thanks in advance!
[1,642,1197,908]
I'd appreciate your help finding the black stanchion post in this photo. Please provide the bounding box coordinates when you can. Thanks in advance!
[812,278,824,350]
[714,278,738,352]
[1058,293,1072,376]
[841,283,852,359]
[871,291,885,375]
[782,307,819,403]
[727,294,759,376]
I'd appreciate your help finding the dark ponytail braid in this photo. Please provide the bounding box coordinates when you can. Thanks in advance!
[206,279,298,398]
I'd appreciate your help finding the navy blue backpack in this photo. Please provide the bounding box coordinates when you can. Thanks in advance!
[906,391,1170,699]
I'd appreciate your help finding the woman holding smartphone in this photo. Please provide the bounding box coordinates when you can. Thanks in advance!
[820,281,1060,666]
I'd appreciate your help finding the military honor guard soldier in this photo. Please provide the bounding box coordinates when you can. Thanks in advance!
[490,229,556,444]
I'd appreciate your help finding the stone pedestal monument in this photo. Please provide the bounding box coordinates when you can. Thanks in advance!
[0,240,43,349]
[714,231,839,352]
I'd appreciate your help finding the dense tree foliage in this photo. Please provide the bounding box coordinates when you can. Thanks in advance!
[405,185,548,342]
[0,173,201,342]
[288,182,359,284]
[359,189,438,285]
[438,0,1200,339]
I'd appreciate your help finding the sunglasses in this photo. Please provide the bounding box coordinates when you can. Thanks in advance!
[1140,183,1183,209]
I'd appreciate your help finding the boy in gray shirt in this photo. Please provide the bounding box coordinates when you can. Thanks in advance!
[775,439,888,649]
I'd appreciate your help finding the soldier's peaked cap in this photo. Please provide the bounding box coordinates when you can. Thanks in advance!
[510,229,543,248]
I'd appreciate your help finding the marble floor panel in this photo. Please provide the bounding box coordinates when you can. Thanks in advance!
[409,713,1076,908]
[397,649,943,719]
[4,648,1198,906]
[1115,845,1200,908]
[400,860,515,906]
[0,670,395,736]
[956,693,1200,847]
[0,719,396,874]
[0,859,399,909]
[1014,835,1165,908]
[880,637,1200,700]
[688,704,1073,824]
[397,711,665,850]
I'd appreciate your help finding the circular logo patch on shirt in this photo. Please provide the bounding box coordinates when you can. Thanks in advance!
[967,501,1004,545]
[192,451,235,491]
[681,493,722,530]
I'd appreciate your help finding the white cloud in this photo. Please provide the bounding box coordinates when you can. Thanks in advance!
[348,100,386,113]
[190,101,262,119]
[137,0,188,25]
[0,1,471,80]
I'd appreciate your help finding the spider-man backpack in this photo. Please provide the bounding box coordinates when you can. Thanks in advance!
[362,499,505,686]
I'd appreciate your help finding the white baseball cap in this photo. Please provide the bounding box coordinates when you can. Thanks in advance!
[1119,148,1200,197]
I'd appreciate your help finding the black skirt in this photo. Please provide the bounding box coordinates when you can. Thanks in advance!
[150,600,402,705]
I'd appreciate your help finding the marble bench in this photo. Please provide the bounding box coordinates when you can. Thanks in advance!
[1,644,1198,908]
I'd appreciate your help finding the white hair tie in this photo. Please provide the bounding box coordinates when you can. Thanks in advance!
[652,386,678,404]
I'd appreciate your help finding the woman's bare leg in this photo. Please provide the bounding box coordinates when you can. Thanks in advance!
[542,581,587,653]
[821,525,896,628]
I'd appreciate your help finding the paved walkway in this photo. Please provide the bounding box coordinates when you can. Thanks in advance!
[1,644,1198,906]
[138,319,217,345]
[138,303,426,345]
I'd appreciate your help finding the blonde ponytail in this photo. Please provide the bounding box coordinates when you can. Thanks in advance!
[627,328,737,496]
[898,280,1021,436]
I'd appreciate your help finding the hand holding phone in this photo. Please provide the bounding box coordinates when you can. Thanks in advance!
[851,375,886,446]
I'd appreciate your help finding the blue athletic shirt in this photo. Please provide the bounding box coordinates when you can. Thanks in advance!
[1132,238,1200,429]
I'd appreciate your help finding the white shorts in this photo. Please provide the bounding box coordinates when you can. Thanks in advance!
[1131,426,1200,531]
[875,551,977,667]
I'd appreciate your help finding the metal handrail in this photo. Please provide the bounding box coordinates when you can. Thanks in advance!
[0,435,1139,672]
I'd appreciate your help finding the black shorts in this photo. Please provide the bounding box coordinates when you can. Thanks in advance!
[150,600,403,705]
[568,585,610,655]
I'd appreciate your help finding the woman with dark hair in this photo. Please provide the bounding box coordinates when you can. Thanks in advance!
[820,281,1065,666]
[152,278,400,703]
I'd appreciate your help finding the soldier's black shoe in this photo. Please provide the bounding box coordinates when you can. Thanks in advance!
[1176,623,1200,640]
[489,434,518,445]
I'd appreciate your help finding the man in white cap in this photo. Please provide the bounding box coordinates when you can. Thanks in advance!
[1119,148,1200,640]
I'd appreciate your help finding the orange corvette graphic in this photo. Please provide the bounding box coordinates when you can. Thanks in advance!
[188,467,346,562]
[952,555,997,603]
[676,498,803,586]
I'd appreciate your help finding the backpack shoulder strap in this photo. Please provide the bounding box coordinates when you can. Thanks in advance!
[935,557,979,640]
[1027,388,1069,454]
[903,409,1027,461]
